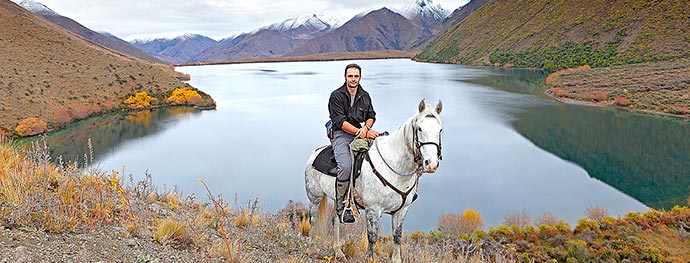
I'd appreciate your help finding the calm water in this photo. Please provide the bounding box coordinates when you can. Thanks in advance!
[26,59,690,232]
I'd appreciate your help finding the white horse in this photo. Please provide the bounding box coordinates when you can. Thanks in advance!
[305,99,443,262]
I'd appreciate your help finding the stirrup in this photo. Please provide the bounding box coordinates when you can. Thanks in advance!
[341,207,356,224]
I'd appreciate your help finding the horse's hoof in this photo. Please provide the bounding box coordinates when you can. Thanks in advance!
[335,250,346,260]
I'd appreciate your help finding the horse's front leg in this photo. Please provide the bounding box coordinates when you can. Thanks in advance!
[365,209,382,259]
[391,207,410,263]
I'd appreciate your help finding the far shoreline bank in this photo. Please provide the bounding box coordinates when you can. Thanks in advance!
[544,89,690,120]
[173,50,416,67]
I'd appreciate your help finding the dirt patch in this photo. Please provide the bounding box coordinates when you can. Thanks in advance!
[0,226,205,263]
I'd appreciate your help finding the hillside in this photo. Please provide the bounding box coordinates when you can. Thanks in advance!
[417,0,690,70]
[19,0,161,63]
[0,0,207,136]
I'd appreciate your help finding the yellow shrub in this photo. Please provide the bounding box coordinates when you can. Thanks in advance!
[162,193,182,211]
[124,91,157,109]
[167,88,202,106]
[154,219,188,245]
[15,117,48,137]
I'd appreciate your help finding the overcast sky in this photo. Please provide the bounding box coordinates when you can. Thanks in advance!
[13,0,470,41]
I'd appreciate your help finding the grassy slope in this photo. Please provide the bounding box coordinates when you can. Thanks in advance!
[417,0,690,68]
[0,1,208,136]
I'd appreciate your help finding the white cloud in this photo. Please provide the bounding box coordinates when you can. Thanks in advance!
[12,0,470,41]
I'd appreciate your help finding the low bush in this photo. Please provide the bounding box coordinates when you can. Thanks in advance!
[124,91,157,109]
[15,117,47,137]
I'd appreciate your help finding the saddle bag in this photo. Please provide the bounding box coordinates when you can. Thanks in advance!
[325,120,334,140]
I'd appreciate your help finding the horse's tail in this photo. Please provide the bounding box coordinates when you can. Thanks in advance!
[310,195,334,239]
[318,195,329,219]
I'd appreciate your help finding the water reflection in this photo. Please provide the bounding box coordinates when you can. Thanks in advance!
[17,107,202,165]
[471,70,690,210]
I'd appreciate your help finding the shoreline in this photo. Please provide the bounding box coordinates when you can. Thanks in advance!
[173,50,416,67]
[544,89,690,120]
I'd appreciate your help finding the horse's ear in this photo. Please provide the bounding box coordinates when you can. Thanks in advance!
[435,100,443,114]
[418,98,426,113]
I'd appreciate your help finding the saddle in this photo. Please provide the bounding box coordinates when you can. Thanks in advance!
[311,145,366,180]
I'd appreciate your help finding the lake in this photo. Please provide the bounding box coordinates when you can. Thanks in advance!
[28,59,690,232]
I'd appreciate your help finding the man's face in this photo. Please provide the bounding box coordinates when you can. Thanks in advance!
[345,67,361,88]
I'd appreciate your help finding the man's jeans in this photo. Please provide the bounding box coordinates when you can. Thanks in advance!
[331,130,355,182]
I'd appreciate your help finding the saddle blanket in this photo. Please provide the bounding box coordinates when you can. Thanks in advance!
[312,145,365,179]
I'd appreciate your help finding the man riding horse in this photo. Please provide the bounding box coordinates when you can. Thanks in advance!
[328,63,379,223]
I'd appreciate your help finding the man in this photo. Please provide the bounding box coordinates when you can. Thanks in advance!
[328,63,379,223]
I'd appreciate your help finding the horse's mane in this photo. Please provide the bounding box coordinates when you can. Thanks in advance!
[394,107,440,135]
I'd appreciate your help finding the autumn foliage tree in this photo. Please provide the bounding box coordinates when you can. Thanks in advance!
[15,117,48,137]
[167,88,202,106]
[438,208,485,236]
[124,91,158,110]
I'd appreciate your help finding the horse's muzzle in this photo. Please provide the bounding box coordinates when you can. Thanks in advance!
[424,159,439,173]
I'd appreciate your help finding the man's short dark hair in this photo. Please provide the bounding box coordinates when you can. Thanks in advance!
[344,63,361,75]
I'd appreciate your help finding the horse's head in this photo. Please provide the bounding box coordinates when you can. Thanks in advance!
[413,98,443,173]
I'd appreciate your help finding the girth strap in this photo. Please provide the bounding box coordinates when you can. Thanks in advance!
[364,152,419,214]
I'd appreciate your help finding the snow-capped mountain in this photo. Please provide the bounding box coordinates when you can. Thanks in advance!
[19,0,58,16]
[260,12,353,39]
[266,14,328,32]
[397,0,450,21]
[131,34,218,64]
[396,0,450,34]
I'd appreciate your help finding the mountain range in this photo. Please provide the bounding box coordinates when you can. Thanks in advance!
[285,8,428,56]
[130,0,452,63]
[131,34,218,64]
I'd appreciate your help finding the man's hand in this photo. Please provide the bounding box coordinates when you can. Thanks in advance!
[356,127,367,139]
[366,128,379,139]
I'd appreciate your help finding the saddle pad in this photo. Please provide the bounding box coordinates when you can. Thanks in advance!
[312,145,365,179]
[312,145,336,175]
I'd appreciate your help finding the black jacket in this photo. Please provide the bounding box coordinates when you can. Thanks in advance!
[328,84,376,131]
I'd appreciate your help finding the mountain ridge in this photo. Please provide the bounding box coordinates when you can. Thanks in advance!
[0,0,196,135]
[18,0,161,63]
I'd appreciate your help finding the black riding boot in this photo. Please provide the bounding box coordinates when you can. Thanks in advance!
[335,180,355,224]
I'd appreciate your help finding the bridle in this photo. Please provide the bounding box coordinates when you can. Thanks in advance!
[409,113,443,165]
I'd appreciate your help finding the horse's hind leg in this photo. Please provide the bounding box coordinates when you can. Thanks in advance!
[307,193,322,230]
